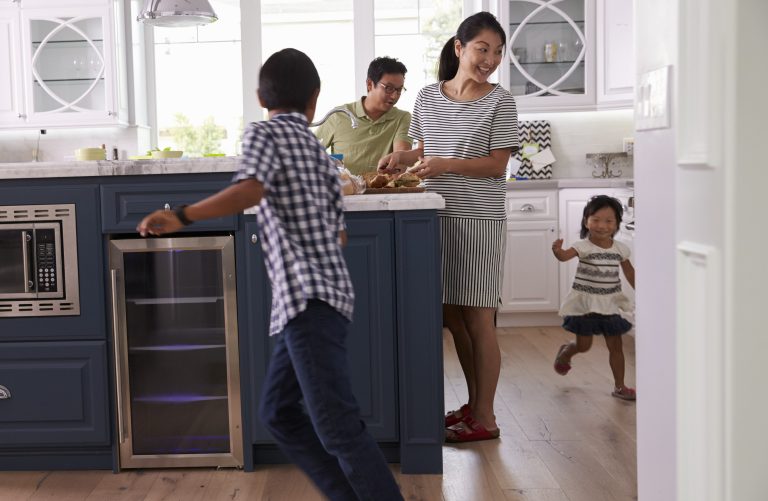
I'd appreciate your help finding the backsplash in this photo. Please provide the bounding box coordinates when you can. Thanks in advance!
[519,109,634,179]
[0,126,151,163]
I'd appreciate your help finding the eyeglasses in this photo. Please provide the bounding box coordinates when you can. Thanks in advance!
[377,83,406,95]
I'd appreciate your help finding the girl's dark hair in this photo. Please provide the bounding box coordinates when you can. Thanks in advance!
[258,48,320,112]
[438,11,507,81]
[367,57,407,84]
[580,195,623,238]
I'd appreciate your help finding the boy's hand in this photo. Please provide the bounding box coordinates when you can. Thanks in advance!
[137,209,183,237]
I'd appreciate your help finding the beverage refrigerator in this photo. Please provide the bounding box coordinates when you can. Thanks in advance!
[108,235,243,469]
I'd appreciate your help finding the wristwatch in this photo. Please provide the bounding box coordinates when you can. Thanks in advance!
[173,204,193,226]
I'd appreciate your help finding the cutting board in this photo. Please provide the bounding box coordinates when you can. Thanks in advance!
[363,186,426,194]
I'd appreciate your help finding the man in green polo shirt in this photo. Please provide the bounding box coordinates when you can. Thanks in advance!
[314,57,412,175]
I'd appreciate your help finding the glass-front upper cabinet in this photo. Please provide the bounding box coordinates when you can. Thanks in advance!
[498,0,633,112]
[0,0,128,128]
[503,0,594,111]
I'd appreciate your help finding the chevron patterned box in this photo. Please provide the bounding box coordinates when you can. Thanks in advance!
[513,120,553,179]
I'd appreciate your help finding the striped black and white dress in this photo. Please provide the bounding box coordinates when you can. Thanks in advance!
[410,82,518,307]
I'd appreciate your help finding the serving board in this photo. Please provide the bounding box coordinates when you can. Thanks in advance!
[363,186,426,194]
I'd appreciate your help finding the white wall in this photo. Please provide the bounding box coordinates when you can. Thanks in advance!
[634,0,678,500]
[521,109,634,178]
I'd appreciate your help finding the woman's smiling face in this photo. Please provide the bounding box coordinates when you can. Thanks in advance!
[456,28,505,83]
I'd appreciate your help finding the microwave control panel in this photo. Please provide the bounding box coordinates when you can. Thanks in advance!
[35,229,58,293]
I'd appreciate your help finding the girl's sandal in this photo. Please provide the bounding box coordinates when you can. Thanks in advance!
[612,386,637,401]
[445,416,500,443]
[445,404,471,428]
[554,344,572,376]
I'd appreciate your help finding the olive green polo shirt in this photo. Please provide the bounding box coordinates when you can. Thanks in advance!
[314,98,412,175]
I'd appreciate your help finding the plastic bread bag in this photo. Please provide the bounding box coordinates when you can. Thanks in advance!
[337,165,366,195]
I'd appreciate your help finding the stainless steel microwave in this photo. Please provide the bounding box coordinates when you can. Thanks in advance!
[0,204,80,317]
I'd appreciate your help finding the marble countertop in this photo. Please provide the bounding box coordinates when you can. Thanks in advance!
[506,178,633,190]
[0,157,239,179]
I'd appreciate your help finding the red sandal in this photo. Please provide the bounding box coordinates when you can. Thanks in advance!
[554,344,572,376]
[445,404,471,427]
[445,415,500,443]
[612,386,636,401]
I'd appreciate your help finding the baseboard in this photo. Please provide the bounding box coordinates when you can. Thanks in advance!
[496,311,561,327]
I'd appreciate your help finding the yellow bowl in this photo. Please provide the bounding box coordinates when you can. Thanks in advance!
[150,150,183,159]
[75,148,106,161]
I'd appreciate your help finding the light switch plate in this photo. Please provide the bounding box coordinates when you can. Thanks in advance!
[635,65,671,130]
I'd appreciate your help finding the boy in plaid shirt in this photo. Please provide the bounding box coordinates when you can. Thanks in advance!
[138,48,403,501]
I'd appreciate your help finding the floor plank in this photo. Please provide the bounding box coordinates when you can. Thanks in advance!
[0,327,637,501]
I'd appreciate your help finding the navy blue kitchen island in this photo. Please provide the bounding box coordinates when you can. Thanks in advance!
[0,159,445,474]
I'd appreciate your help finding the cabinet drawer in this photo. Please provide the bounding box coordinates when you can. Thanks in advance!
[0,341,110,447]
[506,190,557,220]
[101,181,238,232]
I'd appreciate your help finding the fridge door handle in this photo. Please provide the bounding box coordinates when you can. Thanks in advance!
[110,269,126,444]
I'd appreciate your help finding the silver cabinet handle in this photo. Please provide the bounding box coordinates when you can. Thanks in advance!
[519,203,535,213]
[0,385,10,399]
[251,234,258,244]
[17,113,26,118]
[110,269,126,443]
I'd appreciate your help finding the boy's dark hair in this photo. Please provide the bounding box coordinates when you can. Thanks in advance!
[580,195,624,238]
[438,12,507,81]
[258,48,320,112]
[367,57,407,84]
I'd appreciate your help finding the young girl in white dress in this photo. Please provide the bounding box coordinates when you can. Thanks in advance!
[551,195,637,400]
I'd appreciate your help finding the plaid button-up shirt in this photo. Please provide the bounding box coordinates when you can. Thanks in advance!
[233,112,354,336]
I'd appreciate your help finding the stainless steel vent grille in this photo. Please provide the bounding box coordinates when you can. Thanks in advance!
[0,205,72,220]
[0,300,80,316]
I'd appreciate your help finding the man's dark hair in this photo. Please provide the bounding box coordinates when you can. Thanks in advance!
[367,57,407,84]
[258,48,321,111]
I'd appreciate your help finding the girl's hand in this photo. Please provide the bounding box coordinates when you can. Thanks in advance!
[137,209,183,237]
[552,238,564,254]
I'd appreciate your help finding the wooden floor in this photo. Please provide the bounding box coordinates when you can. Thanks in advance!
[0,326,637,501]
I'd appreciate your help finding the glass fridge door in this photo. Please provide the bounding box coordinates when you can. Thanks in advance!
[109,236,242,469]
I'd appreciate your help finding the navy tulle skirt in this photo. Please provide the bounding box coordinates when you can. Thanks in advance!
[562,313,632,336]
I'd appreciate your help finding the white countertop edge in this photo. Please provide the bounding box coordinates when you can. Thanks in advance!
[0,157,239,178]
[243,192,445,215]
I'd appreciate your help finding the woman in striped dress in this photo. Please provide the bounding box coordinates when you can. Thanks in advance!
[378,11,519,442]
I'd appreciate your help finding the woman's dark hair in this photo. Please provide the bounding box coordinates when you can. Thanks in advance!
[367,57,407,84]
[438,11,507,81]
[580,195,624,238]
[258,48,320,112]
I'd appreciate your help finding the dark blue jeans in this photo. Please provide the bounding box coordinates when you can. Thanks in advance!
[258,299,404,501]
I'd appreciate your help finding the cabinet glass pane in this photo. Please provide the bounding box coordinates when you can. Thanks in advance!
[123,249,230,456]
[29,17,106,113]
[508,0,585,97]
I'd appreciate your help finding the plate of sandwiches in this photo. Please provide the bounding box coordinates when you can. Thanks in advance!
[362,170,424,194]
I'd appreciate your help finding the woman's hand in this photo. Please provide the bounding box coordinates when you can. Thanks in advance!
[413,156,449,178]
[137,209,183,237]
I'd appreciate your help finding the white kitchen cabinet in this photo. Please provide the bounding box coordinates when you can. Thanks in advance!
[0,0,128,128]
[0,7,23,125]
[497,0,633,112]
[500,190,560,312]
[557,187,635,306]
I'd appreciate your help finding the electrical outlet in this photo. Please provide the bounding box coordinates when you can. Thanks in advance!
[635,65,671,130]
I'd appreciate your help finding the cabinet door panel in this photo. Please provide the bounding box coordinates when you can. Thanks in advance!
[343,217,397,441]
[501,220,559,311]
[0,341,109,447]
[596,0,634,106]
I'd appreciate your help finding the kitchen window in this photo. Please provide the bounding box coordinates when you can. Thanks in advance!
[147,0,468,150]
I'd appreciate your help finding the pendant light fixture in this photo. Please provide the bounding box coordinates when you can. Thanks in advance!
[137,0,218,27]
